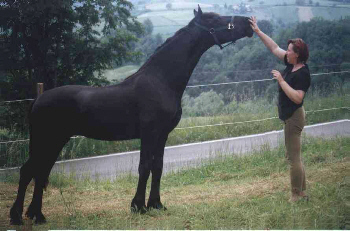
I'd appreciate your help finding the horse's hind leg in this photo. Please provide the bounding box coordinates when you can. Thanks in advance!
[25,136,69,224]
[10,158,34,225]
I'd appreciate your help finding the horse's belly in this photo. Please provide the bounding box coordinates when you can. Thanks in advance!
[79,118,140,141]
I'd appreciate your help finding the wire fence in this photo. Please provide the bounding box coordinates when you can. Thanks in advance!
[188,70,350,88]
[1,69,349,104]
[0,73,348,168]
[0,69,349,145]
[0,106,348,144]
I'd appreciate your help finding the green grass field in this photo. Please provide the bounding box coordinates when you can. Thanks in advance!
[1,136,349,229]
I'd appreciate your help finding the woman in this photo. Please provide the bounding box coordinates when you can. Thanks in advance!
[249,16,311,202]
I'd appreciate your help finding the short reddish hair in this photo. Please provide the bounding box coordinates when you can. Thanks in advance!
[288,38,309,64]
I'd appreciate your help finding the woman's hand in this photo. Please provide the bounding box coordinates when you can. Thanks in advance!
[272,69,305,104]
[271,70,284,84]
[249,16,260,33]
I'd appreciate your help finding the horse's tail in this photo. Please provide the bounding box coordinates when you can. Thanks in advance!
[27,97,50,190]
[27,97,37,158]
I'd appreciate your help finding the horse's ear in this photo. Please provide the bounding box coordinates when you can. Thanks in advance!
[194,4,202,21]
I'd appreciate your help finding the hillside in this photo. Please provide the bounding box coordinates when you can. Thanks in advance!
[133,0,350,35]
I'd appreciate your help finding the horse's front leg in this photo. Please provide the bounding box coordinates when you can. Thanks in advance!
[147,133,168,210]
[131,128,158,213]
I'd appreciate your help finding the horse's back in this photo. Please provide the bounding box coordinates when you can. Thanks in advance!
[31,85,89,118]
[29,84,140,140]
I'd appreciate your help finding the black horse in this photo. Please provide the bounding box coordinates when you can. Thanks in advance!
[10,5,253,225]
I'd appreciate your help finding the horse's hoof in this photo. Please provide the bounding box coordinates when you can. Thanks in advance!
[10,218,24,226]
[10,206,23,225]
[131,205,147,214]
[147,199,167,211]
[25,209,35,220]
[131,199,147,214]
[35,214,47,225]
[25,207,46,224]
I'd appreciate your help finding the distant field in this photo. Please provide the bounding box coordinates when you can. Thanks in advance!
[137,10,193,35]
[144,1,212,11]
[188,0,350,7]
[136,0,350,35]
[312,7,350,20]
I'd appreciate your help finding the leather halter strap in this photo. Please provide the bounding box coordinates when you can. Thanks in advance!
[194,16,235,50]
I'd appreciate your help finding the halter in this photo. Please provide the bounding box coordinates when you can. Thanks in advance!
[194,16,236,50]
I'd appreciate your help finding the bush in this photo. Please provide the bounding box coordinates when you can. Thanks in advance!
[183,90,225,117]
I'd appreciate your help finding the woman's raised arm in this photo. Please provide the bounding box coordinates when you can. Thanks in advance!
[249,16,286,61]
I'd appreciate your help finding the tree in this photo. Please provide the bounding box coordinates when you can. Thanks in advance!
[192,90,225,116]
[0,0,143,100]
[132,19,164,63]
[166,3,172,10]
[296,0,306,5]
[213,4,220,10]
[258,20,274,36]
[143,18,154,35]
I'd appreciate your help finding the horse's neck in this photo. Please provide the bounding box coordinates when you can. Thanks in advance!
[141,29,211,95]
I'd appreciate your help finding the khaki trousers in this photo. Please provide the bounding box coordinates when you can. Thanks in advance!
[284,106,306,194]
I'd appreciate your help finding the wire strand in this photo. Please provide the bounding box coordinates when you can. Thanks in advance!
[1,70,349,104]
[0,99,34,104]
[0,139,30,144]
[174,107,350,130]
[187,71,350,88]
[192,64,348,75]
[0,106,348,144]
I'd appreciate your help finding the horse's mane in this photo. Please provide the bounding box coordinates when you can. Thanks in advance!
[129,12,220,75]
[151,12,220,53]
[153,24,193,53]
[135,23,192,73]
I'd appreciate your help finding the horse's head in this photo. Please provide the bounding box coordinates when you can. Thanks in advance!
[191,5,253,49]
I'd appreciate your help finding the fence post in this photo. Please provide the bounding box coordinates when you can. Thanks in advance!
[37,83,44,96]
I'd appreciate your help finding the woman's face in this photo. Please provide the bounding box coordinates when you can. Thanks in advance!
[286,43,299,65]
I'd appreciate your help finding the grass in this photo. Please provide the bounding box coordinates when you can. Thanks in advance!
[0,136,349,229]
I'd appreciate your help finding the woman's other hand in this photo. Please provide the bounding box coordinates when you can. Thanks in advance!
[271,70,284,84]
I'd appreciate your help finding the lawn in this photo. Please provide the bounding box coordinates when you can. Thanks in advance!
[1,136,349,229]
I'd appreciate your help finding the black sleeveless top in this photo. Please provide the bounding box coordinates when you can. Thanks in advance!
[278,55,311,121]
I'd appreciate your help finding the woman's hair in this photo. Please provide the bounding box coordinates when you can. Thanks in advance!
[288,38,309,63]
